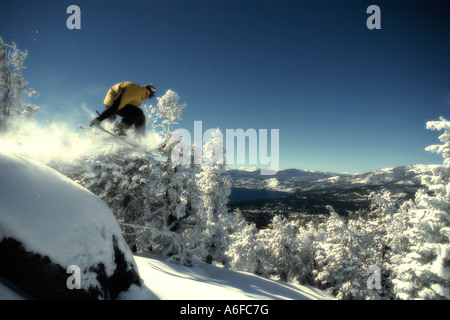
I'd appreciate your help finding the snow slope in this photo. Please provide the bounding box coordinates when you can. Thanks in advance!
[119,253,334,300]
[0,151,333,300]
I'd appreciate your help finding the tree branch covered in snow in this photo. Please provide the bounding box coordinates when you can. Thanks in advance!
[0,37,39,132]
[390,117,450,299]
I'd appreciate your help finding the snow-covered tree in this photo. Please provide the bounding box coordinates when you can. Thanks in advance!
[0,37,39,131]
[259,215,303,282]
[145,90,189,263]
[180,144,208,260]
[314,206,383,299]
[392,117,450,299]
[363,190,406,299]
[198,128,232,266]
[226,213,264,274]
[295,223,317,286]
[150,89,186,140]
[74,151,159,251]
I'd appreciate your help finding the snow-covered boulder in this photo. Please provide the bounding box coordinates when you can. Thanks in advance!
[0,152,141,299]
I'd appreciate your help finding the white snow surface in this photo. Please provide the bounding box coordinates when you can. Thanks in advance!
[0,151,137,291]
[120,253,334,300]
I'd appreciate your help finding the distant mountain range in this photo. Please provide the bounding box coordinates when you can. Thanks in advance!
[228,165,437,193]
[227,165,439,227]
[227,168,351,192]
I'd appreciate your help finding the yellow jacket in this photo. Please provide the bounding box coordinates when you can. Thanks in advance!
[104,81,146,111]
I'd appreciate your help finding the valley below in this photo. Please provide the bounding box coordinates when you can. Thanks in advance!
[227,165,436,228]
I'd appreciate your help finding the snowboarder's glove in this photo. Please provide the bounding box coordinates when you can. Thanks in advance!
[89,117,101,127]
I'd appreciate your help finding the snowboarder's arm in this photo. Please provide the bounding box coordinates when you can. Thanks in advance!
[97,103,118,121]
[97,88,125,122]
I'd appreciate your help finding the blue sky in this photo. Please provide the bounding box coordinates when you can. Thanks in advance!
[1,0,449,173]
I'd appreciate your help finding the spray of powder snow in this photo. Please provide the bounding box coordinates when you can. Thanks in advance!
[0,119,163,167]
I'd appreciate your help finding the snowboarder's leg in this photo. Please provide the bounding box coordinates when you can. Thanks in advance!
[113,120,129,136]
[117,105,146,138]
[134,112,146,138]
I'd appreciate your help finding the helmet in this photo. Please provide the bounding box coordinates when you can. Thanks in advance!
[145,83,156,98]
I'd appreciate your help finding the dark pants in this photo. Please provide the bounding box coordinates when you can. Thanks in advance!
[117,104,145,137]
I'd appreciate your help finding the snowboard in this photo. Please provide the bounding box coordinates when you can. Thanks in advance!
[78,123,139,148]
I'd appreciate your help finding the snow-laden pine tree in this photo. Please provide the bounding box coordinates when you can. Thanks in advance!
[226,212,264,274]
[180,144,208,260]
[295,222,317,286]
[144,90,189,263]
[258,215,302,282]
[78,151,159,251]
[314,206,383,299]
[365,189,412,299]
[0,37,39,131]
[198,128,232,266]
[392,117,450,300]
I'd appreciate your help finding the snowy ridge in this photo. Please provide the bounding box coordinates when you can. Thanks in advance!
[229,164,436,194]
[294,164,438,192]
[228,168,350,192]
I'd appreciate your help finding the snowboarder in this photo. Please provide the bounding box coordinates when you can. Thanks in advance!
[89,81,156,138]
